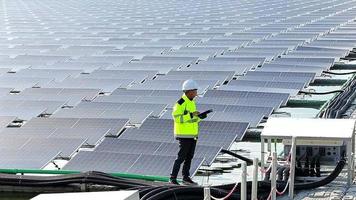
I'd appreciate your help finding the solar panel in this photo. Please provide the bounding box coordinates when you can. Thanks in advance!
[0,137,32,149]
[127,154,204,177]
[23,118,129,136]
[117,63,179,74]
[45,78,134,93]
[8,69,83,81]
[183,63,249,74]
[154,143,221,165]
[140,56,200,64]
[128,79,216,91]
[228,80,305,90]
[0,88,13,96]
[197,104,274,117]
[155,74,229,84]
[75,102,167,116]
[0,149,60,169]
[82,70,158,82]
[206,111,262,127]
[119,128,175,143]
[21,88,101,101]
[63,151,141,173]
[258,64,324,75]
[20,138,87,157]
[0,107,46,120]
[111,88,181,97]
[95,138,163,154]
[0,77,53,91]
[50,128,111,145]
[0,116,16,128]
[218,85,300,96]
[204,90,290,105]
[93,95,141,103]
[2,0,356,176]
[75,56,133,66]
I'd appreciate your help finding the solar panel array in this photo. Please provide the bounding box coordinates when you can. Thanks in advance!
[0,0,356,177]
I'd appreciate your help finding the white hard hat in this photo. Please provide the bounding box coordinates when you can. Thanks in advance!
[182,79,199,91]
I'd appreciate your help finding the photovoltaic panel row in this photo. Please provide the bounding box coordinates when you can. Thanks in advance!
[23,117,129,136]
[0,127,110,145]
[0,137,85,158]
[196,96,284,109]
[0,149,60,169]
[160,109,261,127]
[256,64,325,75]
[218,85,300,97]
[116,62,178,74]
[0,77,53,91]
[111,88,182,97]
[0,100,66,114]
[128,79,217,91]
[0,88,102,106]
[45,77,134,93]
[204,90,290,105]
[51,108,152,124]
[95,138,221,165]
[3,69,83,81]
[166,70,235,81]
[80,69,158,82]
[63,151,204,177]
[197,104,274,116]
[74,101,167,117]
[119,128,243,149]
[94,95,178,107]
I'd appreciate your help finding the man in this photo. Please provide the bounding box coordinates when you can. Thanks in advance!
[169,79,208,185]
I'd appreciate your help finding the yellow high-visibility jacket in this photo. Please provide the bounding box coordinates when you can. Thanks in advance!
[172,94,201,139]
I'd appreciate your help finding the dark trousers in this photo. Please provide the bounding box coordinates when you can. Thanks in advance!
[170,138,197,179]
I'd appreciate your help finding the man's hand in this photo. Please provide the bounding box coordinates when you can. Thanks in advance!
[192,111,200,116]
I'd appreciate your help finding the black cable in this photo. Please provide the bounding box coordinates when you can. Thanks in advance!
[299,90,344,95]
[323,71,356,75]
[221,149,253,165]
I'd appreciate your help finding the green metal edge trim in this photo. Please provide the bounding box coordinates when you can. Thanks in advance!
[0,169,170,182]
[286,99,327,109]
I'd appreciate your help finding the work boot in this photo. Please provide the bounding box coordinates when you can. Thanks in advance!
[182,177,198,185]
[169,178,180,185]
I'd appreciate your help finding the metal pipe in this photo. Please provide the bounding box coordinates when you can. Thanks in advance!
[289,137,297,199]
[271,152,277,200]
[204,187,211,200]
[241,161,247,200]
[251,158,258,200]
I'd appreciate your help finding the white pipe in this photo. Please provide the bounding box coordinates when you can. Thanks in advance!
[252,158,258,200]
[204,187,211,200]
[289,137,296,199]
[241,161,247,200]
[347,140,353,185]
[261,137,265,177]
[271,152,277,200]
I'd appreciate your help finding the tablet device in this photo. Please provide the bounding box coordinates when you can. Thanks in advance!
[198,109,213,118]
